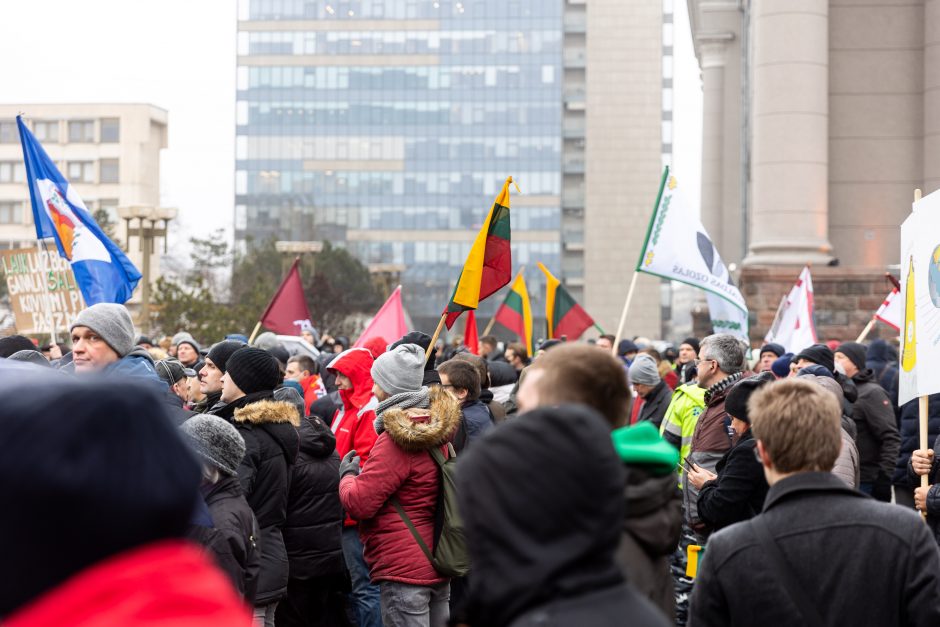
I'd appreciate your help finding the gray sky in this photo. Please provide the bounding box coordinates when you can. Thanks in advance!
[1,1,701,256]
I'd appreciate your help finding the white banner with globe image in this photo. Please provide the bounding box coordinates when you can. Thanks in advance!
[898,189,940,406]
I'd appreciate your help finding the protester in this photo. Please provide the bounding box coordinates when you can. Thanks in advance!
[834,342,900,501]
[478,335,505,362]
[285,354,325,413]
[629,354,672,428]
[504,341,529,375]
[277,397,348,627]
[867,338,901,421]
[7,349,50,367]
[210,347,300,626]
[596,333,615,351]
[770,352,793,378]
[339,343,461,627]
[438,358,492,443]
[640,347,680,389]
[0,374,251,626]
[327,347,383,627]
[175,333,202,368]
[689,378,940,626]
[457,404,670,626]
[0,334,36,358]
[756,343,784,373]
[361,336,388,360]
[196,340,246,414]
[182,414,261,603]
[69,303,160,379]
[675,337,699,384]
[795,373,861,488]
[618,339,639,367]
[896,393,940,509]
[687,373,773,532]
[156,358,198,424]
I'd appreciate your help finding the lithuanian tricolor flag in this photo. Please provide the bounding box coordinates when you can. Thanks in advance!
[492,270,533,356]
[538,262,595,340]
[443,177,514,329]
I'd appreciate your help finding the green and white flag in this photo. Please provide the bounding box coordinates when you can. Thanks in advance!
[637,167,749,341]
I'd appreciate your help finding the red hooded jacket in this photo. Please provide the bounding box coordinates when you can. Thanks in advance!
[5,541,251,627]
[328,348,380,527]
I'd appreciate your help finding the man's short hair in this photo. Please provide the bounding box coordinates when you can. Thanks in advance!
[438,359,481,401]
[287,354,317,375]
[749,378,842,473]
[531,344,631,429]
[480,335,498,350]
[452,352,489,390]
[507,342,530,363]
[639,347,662,362]
[599,334,615,344]
[699,334,745,375]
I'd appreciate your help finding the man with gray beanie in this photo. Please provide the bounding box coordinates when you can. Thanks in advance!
[339,343,462,626]
[183,415,261,603]
[630,353,672,429]
[69,303,164,386]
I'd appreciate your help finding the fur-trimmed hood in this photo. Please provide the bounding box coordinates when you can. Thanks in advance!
[381,387,461,453]
[233,399,301,427]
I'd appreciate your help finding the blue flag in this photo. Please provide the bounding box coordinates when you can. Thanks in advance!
[17,116,141,305]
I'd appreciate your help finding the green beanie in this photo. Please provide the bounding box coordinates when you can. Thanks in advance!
[611,421,679,476]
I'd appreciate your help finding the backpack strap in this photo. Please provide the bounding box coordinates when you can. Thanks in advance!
[751,516,825,627]
[391,498,435,565]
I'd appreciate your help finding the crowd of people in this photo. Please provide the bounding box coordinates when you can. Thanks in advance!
[1,304,940,626]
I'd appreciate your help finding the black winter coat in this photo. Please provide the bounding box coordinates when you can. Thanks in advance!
[867,339,900,424]
[896,393,940,485]
[907,431,940,545]
[637,381,672,429]
[696,430,769,532]
[850,370,901,483]
[213,392,301,605]
[190,475,262,602]
[689,472,940,627]
[283,416,345,579]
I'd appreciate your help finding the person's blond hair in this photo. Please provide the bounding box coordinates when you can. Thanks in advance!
[749,378,841,473]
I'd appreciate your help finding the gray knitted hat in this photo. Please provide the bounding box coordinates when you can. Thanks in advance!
[180,415,246,476]
[628,354,661,386]
[70,303,135,357]
[372,343,425,396]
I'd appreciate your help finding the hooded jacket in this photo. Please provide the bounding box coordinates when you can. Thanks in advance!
[850,369,901,483]
[283,416,345,579]
[696,430,769,532]
[458,404,669,627]
[339,387,460,585]
[212,394,301,605]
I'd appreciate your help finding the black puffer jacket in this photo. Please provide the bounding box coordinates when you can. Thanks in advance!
[190,475,262,602]
[696,430,769,532]
[850,369,901,483]
[616,468,681,620]
[212,392,300,605]
[867,339,900,424]
[283,416,345,579]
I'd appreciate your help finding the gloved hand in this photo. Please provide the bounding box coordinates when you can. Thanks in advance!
[339,449,361,478]
[872,471,892,503]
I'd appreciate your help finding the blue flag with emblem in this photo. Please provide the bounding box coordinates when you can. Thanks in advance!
[17,115,141,304]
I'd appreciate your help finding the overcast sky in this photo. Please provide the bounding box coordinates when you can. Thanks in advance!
[1,1,702,257]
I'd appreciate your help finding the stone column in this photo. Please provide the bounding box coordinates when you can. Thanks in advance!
[744,0,833,265]
[699,39,728,254]
[926,0,940,194]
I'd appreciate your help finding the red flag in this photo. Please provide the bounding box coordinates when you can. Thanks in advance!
[259,258,313,335]
[463,309,479,355]
[354,286,408,349]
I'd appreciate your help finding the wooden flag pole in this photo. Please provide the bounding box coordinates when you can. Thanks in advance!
[481,317,496,337]
[914,187,928,518]
[426,313,447,363]
[855,317,876,343]
[612,271,640,356]
[247,321,263,345]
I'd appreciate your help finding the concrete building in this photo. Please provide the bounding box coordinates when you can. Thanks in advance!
[235,0,666,338]
[688,0,940,341]
[0,103,168,299]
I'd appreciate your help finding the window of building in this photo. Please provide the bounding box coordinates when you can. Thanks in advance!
[67,161,95,183]
[99,159,119,183]
[0,201,19,224]
[100,118,120,143]
[0,162,25,183]
[33,120,59,143]
[0,121,16,143]
[68,120,95,143]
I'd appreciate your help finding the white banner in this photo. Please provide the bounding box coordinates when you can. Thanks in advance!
[874,288,901,331]
[764,267,817,354]
[638,168,748,338]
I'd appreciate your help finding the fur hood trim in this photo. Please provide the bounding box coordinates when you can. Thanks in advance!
[232,399,301,427]
[382,386,461,452]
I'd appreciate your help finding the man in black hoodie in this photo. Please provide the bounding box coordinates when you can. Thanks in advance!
[835,342,900,502]
[457,404,669,627]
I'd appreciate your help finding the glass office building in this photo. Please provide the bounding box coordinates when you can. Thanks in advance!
[236,0,564,332]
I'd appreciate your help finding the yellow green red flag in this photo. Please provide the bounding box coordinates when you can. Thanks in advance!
[538,262,595,340]
[492,269,533,356]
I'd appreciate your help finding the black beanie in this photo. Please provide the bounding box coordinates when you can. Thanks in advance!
[793,343,835,375]
[725,372,776,423]
[0,374,200,615]
[835,342,867,373]
[0,335,36,358]
[681,337,700,355]
[759,342,785,359]
[226,347,281,395]
[206,340,246,374]
[391,332,435,371]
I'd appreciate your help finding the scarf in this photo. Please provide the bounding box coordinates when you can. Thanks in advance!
[704,371,743,405]
[374,387,430,434]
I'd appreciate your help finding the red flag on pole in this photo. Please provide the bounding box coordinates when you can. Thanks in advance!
[354,286,408,349]
[463,309,479,355]
[260,258,313,335]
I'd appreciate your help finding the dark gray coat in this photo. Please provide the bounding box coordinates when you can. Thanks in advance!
[850,370,901,483]
[689,472,940,627]
[637,381,672,430]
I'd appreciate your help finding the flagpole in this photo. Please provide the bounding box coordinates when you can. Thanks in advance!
[426,313,447,363]
[247,321,262,345]
[612,271,639,355]
[855,317,876,343]
[914,187,928,519]
[481,317,496,337]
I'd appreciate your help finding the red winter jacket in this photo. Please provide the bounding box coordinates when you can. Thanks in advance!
[5,541,251,627]
[328,348,380,527]
[339,387,460,585]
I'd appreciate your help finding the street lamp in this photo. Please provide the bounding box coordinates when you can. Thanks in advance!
[116,205,177,334]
